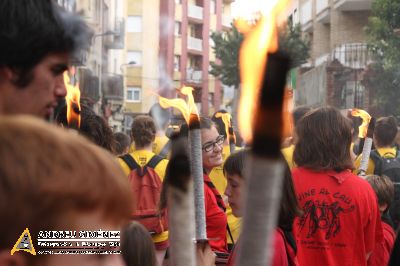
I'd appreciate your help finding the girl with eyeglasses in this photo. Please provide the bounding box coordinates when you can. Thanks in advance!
[179,116,229,255]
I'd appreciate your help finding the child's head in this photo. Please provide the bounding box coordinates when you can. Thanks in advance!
[113,132,131,155]
[121,221,157,266]
[223,150,302,228]
[223,149,247,217]
[374,116,398,148]
[0,116,132,266]
[366,175,394,214]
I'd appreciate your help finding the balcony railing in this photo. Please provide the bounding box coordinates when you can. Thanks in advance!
[316,0,331,24]
[316,0,329,14]
[334,0,372,11]
[311,43,371,68]
[300,0,313,32]
[186,68,202,83]
[188,36,203,52]
[331,43,371,69]
[188,5,203,21]
[104,18,125,49]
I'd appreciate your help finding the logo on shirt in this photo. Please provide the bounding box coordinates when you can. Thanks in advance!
[297,199,355,240]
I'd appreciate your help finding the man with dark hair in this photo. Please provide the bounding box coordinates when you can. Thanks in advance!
[0,0,92,119]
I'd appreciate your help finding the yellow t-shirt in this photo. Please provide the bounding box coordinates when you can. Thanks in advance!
[354,147,397,175]
[129,135,170,157]
[118,150,169,244]
[209,145,241,244]
[282,144,295,169]
[152,135,170,156]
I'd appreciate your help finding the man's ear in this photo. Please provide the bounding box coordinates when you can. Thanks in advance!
[0,250,28,266]
[0,67,14,81]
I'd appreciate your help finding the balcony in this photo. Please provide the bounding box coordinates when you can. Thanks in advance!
[331,43,371,68]
[300,0,313,32]
[188,5,203,21]
[316,0,331,24]
[222,15,232,28]
[186,68,202,84]
[78,68,100,102]
[104,19,125,49]
[102,74,124,101]
[334,0,372,11]
[188,36,203,52]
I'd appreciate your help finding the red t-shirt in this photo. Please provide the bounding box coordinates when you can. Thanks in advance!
[226,229,291,266]
[292,167,382,266]
[368,221,396,266]
[203,174,228,252]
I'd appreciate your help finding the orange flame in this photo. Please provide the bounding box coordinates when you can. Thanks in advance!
[236,0,289,143]
[64,71,81,128]
[159,86,199,124]
[215,112,232,140]
[351,108,371,138]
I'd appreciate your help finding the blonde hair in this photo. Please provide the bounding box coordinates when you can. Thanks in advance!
[0,116,133,251]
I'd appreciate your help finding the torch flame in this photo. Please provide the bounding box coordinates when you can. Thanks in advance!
[64,71,81,128]
[351,108,371,138]
[215,112,232,141]
[159,86,199,125]
[236,0,289,143]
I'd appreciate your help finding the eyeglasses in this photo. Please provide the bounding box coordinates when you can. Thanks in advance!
[202,135,225,152]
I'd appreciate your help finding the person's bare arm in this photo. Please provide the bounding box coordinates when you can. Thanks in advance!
[196,242,215,266]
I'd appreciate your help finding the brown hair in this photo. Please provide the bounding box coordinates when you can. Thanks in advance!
[366,175,395,209]
[293,106,354,171]
[121,221,157,266]
[56,104,116,152]
[0,116,132,253]
[223,150,302,230]
[113,132,131,155]
[130,115,156,148]
[374,116,398,148]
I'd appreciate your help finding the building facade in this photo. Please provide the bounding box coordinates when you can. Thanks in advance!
[123,0,234,125]
[292,0,372,110]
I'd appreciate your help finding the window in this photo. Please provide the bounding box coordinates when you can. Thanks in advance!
[126,87,141,102]
[127,16,142,33]
[174,21,182,36]
[174,55,181,71]
[127,51,142,66]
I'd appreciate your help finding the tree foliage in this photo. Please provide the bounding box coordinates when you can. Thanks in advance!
[209,21,310,89]
[209,24,243,88]
[365,0,400,116]
[278,21,310,68]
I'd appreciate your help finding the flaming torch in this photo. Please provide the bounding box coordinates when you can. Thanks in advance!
[164,134,196,266]
[234,1,290,266]
[351,109,374,177]
[159,87,207,242]
[215,112,236,154]
[64,71,81,129]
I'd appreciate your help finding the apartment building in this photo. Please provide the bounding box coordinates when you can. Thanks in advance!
[292,0,372,110]
[57,0,125,131]
[123,0,234,125]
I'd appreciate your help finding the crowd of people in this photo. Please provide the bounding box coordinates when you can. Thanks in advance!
[1,1,400,266]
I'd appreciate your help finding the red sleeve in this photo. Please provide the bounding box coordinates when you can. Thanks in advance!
[273,230,289,266]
